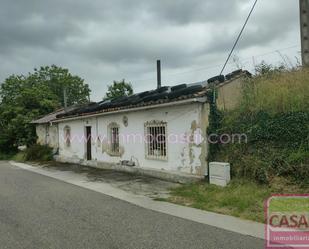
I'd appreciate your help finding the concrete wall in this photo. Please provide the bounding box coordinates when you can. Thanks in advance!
[216,77,243,111]
[36,124,58,149]
[57,103,209,176]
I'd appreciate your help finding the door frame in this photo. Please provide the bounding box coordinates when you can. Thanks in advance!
[85,126,92,161]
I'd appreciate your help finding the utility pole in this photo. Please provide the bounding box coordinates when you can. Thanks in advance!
[300,0,309,66]
[63,88,68,110]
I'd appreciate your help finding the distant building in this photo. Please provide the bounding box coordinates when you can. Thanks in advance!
[32,70,249,182]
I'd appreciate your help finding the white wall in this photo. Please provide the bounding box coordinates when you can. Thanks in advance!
[36,124,58,149]
[57,103,209,176]
[36,124,46,145]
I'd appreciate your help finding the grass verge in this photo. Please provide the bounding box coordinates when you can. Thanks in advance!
[167,178,308,223]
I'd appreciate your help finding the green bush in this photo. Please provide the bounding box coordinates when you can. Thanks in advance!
[11,151,26,162]
[23,144,53,161]
[0,152,15,160]
[217,143,309,185]
[221,111,308,147]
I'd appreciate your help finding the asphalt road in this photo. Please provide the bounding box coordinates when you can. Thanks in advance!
[0,161,264,249]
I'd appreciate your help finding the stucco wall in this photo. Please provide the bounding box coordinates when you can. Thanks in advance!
[36,124,58,149]
[216,77,243,111]
[57,103,209,176]
[36,124,47,145]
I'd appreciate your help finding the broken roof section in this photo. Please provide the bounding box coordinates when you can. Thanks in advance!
[31,105,91,124]
[56,84,206,120]
[32,69,251,123]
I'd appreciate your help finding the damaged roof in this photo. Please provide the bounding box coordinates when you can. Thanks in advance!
[33,70,250,123]
[56,83,207,120]
[31,105,91,124]
[31,108,67,124]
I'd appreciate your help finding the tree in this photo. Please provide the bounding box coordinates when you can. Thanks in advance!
[0,65,91,150]
[104,79,133,100]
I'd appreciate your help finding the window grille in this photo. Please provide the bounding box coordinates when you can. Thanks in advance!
[145,121,167,160]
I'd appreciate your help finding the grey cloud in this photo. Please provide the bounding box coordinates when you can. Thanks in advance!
[0,0,301,101]
[144,0,247,24]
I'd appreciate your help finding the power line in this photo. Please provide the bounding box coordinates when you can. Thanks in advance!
[219,0,258,75]
[251,45,299,59]
[129,44,299,83]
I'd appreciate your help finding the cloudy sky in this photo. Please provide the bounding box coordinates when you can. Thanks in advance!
[0,0,301,101]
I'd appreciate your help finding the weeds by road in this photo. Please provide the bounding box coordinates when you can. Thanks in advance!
[167,178,308,223]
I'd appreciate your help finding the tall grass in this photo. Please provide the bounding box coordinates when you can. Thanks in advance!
[215,68,309,185]
[240,69,309,114]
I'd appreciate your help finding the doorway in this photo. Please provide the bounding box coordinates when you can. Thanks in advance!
[86,126,92,160]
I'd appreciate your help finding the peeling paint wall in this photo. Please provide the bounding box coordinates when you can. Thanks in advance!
[199,102,210,176]
[57,103,209,176]
[36,124,59,149]
[36,125,46,145]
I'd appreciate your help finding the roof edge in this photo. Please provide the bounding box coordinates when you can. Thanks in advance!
[52,97,207,123]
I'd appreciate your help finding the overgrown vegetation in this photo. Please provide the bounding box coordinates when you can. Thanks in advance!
[213,66,309,186]
[240,66,308,113]
[168,179,309,223]
[0,152,15,160]
[1,144,53,162]
[11,151,26,162]
[170,64,308,222]
[22,144,53,162]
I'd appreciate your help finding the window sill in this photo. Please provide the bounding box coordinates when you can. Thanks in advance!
[145,156,168,161]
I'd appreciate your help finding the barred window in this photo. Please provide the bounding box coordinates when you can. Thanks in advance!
[145,121,167,160]
[108,123,120,155]
[64,126,71,147]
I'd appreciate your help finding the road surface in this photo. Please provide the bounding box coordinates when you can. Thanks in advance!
[0,161,264,249]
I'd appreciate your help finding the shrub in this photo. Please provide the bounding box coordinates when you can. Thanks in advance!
[23,144,53,161]
[0,152,15,160]
[222,111,309,149]
[11,151,26,162]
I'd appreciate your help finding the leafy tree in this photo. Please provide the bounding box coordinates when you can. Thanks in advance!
[104,79,133,100]
[0,65,91,151]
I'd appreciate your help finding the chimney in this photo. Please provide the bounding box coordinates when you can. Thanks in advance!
[157,60,161,89]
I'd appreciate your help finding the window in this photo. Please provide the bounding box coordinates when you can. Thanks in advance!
[64,126,71,147]
[108,123,120,155]
[145,121,167,160]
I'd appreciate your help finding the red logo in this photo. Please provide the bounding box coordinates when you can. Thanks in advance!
[265,194,309,249]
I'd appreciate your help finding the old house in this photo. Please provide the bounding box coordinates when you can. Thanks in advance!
[32,70,249,182]
[32,106,81,150]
